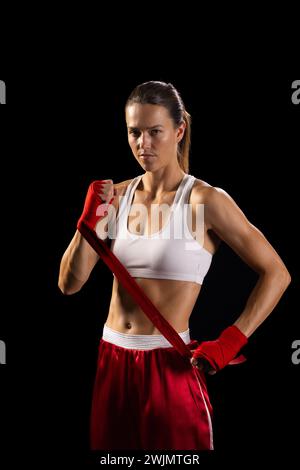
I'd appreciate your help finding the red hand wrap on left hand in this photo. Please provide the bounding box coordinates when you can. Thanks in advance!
[192,325,248,372]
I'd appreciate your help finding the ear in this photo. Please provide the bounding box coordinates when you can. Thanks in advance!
[176,121,186,143]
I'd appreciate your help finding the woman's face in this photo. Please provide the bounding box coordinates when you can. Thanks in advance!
[125,103,185,172]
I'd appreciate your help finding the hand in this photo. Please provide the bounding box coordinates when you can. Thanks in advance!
[190,351,216,375]
[190,326,248,373]
[77,180,115,232]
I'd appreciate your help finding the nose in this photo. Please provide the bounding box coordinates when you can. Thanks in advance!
[137,131,151,150]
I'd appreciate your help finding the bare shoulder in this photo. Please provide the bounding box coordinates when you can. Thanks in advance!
[110,178,134,212]
[113,178,134,197]
[190,178,247,233]
[189,177,289,277]
[190,177,234,206]
[190,177,221,204]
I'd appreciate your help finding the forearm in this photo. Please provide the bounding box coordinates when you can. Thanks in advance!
[58,230,99,295]
[234,266,291,337]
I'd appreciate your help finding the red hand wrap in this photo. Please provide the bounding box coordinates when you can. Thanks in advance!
[192,325,248,371]
[77,180,114,232]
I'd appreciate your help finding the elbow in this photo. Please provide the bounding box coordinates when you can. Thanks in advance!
[58,285,72,296]
[260,263,291,291]
[273,264,292,292]
[282,268,292,289]
[58,278,82,296]
[58,281,71,295]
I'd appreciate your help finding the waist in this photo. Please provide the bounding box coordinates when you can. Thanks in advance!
[102,324,191,350]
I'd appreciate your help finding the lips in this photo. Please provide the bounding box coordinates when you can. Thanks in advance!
[140,156,155,162]
[138,151,156,163]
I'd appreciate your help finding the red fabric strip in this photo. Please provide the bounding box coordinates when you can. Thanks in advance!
[78,222,192,358]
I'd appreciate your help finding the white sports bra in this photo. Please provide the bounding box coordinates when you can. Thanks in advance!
[110,173,213,285]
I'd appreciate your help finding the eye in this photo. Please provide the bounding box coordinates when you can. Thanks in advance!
[129,129,140,138]
[150,129,161,136]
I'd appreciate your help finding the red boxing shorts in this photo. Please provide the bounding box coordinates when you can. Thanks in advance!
[90,325,213,450]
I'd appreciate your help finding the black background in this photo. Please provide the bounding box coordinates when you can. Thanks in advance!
[0,70,299,466]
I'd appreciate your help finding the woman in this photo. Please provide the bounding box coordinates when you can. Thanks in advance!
[58,81,291,450]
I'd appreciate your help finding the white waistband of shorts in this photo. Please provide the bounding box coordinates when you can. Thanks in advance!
[102,324,190,350]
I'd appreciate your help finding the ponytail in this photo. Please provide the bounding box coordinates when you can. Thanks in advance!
[177,110,191,173]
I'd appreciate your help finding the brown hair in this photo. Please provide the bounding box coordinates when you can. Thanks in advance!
[126,81,191,173]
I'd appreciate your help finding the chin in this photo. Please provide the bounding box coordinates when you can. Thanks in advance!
[140,161,156,169]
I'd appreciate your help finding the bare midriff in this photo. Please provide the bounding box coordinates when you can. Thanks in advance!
[105,276,201,335]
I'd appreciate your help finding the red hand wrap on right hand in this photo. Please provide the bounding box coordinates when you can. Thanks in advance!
[192,325,248,372]
[77,180,114,232]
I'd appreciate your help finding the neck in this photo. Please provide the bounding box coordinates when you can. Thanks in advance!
[141,165,186,197]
